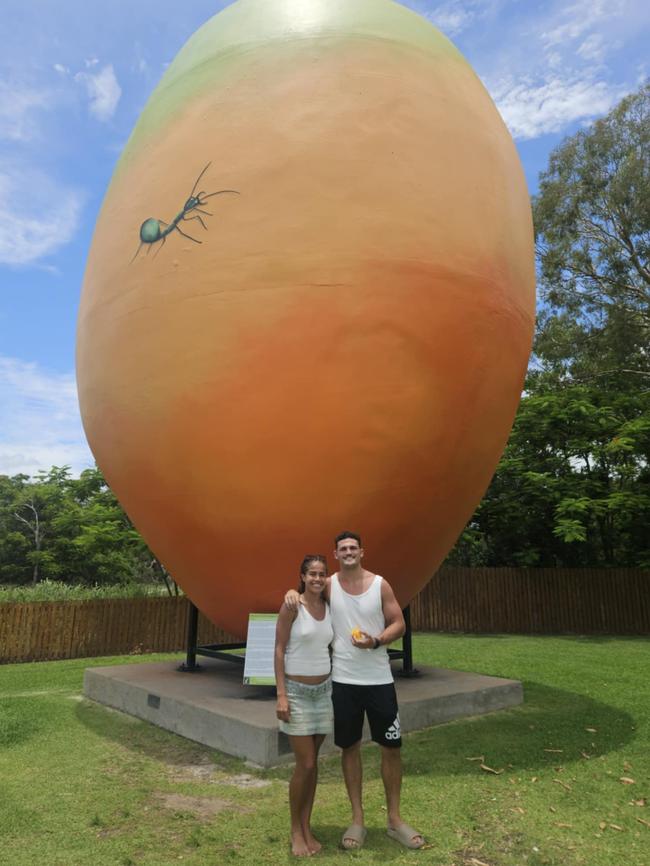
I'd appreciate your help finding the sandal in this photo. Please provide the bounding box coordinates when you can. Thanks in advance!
[387,823,425,849]
[341,824,367,850]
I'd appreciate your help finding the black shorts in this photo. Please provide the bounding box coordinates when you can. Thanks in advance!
[332,681,401,749]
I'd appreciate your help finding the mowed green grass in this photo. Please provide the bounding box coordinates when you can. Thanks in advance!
[0,634,648,866]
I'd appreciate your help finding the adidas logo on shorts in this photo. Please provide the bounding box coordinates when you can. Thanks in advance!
[385,714,401,741]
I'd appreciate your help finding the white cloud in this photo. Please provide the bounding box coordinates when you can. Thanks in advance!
[0,356,94,478]
[491,75,626,140]
[577,34,606,62]
[75,64,121,122]
[0,167,84,266]
[466,0,650,141]
[0,81,49,142]
[545,50,563,70]
[541,0,608,48]
[424,3,476,36]
[409,0,505,36]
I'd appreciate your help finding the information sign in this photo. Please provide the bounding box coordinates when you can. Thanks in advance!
[242,613,278,685]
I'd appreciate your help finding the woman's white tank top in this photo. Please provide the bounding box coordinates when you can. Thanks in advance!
[284,601,333,676]
[330,573,393,685]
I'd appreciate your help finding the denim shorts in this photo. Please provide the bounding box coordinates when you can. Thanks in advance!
[279,677,333,736]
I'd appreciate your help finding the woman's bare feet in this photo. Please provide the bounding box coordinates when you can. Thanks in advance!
[304,829,322,854]
[291,830,312,857]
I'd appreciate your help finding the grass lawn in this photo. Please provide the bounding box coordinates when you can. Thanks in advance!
[0,634,648,866]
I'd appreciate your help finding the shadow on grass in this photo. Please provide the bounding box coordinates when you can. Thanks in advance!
[550,634,650,644]
[74,679,633,784]
[74,698,248,770]
[425,632,649,642]
[270,824,421,863]
[402,680,634,778]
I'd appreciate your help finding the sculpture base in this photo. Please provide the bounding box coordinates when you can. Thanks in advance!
[84,658,523,767]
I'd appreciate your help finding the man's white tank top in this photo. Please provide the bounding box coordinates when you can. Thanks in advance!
[284,602,333,676]
[330,573,393,685]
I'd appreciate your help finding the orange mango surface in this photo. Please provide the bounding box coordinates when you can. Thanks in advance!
[77,0,535,637]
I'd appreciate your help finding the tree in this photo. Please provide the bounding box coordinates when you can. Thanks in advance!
[446,82,650,568]
[533,82,650,388]
[466,388,650,567]
[0,474,31,583]
[12,469,69,584]
[0,466,160,586]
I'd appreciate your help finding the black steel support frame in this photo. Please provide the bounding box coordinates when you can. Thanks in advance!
[179,601,418,675]
[391,604,420,677]
[178,601,245,671]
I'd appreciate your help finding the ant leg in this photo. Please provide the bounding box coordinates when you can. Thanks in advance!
[184,214,209,231]
[153,236,167,258]
[130,242,144,263]
[174,225,201,243]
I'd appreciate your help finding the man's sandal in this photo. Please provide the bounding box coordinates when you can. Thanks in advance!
[341,824,367,850]
[387,823,425,849]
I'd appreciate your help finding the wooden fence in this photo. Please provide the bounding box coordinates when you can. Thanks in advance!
[1,567,649,663]
[0,597,233,665]
[409,567,650,635]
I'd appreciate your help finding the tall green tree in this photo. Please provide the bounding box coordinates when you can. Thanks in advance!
[448,81,650,568]
[533,82,649,387]
[12,470,67,584]
[458,389,650,567]
[0,474,31,583]
[0,466,161,586]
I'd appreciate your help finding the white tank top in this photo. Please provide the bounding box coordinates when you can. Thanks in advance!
[330,573,393,685]
[284,601,333,676]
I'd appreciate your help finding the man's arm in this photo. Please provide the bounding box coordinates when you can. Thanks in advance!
[350,578,405,649]
[378,578,406,645]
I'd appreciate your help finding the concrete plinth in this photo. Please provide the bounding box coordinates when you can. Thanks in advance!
[84,659,522,767]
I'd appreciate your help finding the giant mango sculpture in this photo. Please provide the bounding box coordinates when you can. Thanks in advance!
[77,0,535,637]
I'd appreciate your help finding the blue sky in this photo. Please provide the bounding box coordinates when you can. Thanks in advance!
[1,0,648,477]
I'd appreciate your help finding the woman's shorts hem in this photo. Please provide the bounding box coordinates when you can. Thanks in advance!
[278,677,333,737]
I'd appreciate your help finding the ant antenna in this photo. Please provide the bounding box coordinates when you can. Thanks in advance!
[202,189,241,200]
[190,162,211,198]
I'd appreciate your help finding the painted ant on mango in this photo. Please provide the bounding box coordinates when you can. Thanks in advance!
[132,162,239,261]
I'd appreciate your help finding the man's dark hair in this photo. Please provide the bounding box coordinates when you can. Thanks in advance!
[334,531,362,548]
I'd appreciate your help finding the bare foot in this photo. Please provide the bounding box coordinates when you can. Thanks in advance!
[304,830,322,854]
[291,830,312,857]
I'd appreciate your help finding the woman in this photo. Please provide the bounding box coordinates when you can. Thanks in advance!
[275,555,333,857]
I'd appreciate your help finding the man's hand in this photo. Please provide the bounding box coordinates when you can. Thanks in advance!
[351,629,376,649]
[284,589,301,610]
[276,695,290,722]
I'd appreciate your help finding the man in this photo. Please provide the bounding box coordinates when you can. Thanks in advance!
[286,531,424,850]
